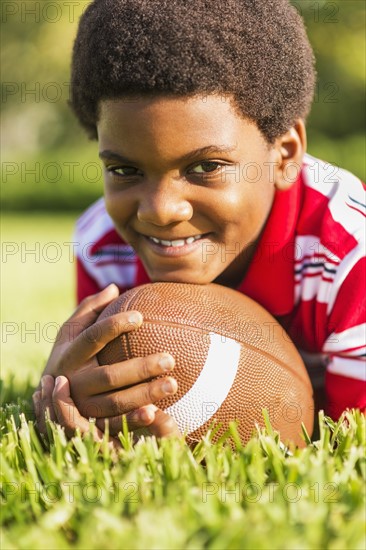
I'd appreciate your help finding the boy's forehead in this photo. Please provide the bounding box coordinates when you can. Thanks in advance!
[97,95,268,156]
[98,94,239,123]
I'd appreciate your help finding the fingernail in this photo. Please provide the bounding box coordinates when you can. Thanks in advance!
[128,312,143,325]
[140,405,156,422]
[54,376,61,389]
[41,376,46,390]
[159,355,174,371]
[106,283,118,292]
[162,379,176,394]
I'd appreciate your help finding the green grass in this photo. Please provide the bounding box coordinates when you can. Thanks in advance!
[1,215,365,549]
[1,402,365,549]
[1,214,75,386]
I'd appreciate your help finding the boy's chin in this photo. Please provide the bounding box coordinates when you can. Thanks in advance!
[151,276,213,286]
[148,270,216,286]
[145,261,241,287]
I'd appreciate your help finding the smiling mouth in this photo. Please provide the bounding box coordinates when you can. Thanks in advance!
[148,235,202,248]
[138,232,215,249]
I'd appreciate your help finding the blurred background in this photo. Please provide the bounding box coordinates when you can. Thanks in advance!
[1,0,365,387]
[1,0,365,212]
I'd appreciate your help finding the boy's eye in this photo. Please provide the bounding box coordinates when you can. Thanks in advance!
[107,161,224,178]
[108,166,140,176]
[189,162,221,174]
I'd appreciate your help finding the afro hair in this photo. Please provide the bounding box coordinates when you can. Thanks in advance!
[70,0,316,143]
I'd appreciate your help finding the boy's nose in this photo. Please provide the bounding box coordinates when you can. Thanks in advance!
[136,179,193,226]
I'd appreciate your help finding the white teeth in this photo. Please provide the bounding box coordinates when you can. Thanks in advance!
[170,240,185,247]
[148,234,203,247]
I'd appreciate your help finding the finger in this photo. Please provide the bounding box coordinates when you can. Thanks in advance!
[36,375,57,435]
[78,353,175,396]
[57,284,120,344]
[32,390,41,424]
[52,375,106,441]
[60,310,143,374]
[96,405,158,435]
[78,376,178,418]
[147,409,182,438]
[53,376,121,449]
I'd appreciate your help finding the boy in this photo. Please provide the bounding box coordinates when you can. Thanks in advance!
[33,0,365,442]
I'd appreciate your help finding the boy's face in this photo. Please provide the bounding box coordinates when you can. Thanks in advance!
[98,95,281,287]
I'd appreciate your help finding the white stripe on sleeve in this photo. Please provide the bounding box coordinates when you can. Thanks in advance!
[323,324,366,356]
[327,356,366,381]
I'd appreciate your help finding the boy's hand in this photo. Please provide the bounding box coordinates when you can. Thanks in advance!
[33,284,180,438]
[33,375,122,449]
[33,375,181,446]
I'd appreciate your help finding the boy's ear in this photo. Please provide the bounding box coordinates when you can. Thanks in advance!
[273,119,307,191]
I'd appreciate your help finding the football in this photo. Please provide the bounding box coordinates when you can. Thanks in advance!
[97,283,314,446]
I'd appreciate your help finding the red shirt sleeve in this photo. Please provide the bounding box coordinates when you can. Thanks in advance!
[76,256,101,304]
[326,371,366,419]
[323,257,366,419]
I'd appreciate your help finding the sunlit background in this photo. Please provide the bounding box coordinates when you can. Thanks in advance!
[2,0,365,211]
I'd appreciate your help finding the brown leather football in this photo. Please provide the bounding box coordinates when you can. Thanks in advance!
[97,282,314,446]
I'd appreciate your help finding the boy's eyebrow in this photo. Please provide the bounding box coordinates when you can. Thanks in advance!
[99,145,237,165]
[176,145,237,162]
[99,150,138,164]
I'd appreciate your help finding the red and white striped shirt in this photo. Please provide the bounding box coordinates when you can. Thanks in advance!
[75,154,366,419]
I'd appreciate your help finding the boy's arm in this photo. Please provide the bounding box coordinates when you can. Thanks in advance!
[323,332,366,419]
[322,257,366,418]
[325,367,366,419]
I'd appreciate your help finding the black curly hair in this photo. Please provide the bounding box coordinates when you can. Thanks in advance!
[70,0,316,143]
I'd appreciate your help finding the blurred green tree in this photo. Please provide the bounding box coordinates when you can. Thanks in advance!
[298,1,365,175]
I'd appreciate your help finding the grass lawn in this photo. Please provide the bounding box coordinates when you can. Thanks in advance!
[1,215,365,549]
[1,214,76,389]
